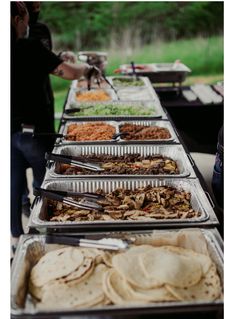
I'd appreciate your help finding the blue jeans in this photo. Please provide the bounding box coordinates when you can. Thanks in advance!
[11,132,48,237]
[212,152,223,209]
[22,163,30,206]
[22,182,30,206]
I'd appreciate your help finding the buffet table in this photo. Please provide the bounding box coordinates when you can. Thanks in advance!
[11,76,223,319]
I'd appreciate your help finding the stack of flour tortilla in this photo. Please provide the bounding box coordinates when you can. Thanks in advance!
[29,242,222,310]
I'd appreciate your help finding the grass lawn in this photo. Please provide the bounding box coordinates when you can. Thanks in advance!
[105,36,223,76]
[53,88,69,113]
[51,35,223,91]
[54,119,61,132]
[183,74,223,85]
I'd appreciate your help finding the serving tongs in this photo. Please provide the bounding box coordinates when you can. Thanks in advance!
[34,187,104,211]
[101,74,120,100]
[112,132,130,140]
[112,124,146,140]
[64,104,95,114]
[112,122,162,140]
[45,234,130,251]
[85,64,120,99]
[131,61,140,80]
[22,125,67,139]
[45,152,105,172]
[86,66,101,91]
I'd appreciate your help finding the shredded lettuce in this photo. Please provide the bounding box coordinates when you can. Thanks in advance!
[71,104,156,116]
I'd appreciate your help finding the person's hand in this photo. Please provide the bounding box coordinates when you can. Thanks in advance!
[59,51,77,64]
[83,65,101,79]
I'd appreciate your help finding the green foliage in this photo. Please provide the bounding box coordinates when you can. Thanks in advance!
[50,75,70,91]
[40,1,223,50]
[105,36,223,76]
[54,119,61,132]
[53,87,69,113]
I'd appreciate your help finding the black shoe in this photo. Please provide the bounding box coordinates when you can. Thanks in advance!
[22,202,31,218]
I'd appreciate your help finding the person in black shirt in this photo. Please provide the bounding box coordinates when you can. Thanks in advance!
[25,1,77,134]
[26,2,53,51]
[21,2,77,216]
[11,2,100,243]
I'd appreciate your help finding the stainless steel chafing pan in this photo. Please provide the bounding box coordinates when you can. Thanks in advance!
[63,99,167,120]
[45,144,196,179]
[56,119,179,145]
[28,178,218,232]
[11,228,223,318]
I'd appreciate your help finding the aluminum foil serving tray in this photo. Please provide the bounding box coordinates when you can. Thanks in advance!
[56,120,179,145]
[63,99,167,120]
[70,76,154,90]
[68,86,118,103]
[67,75,159,106]
[56,120,119,145]
[119,63,191,83]
[116,120,178,143]
[11,228,223,318]
[46,144,196,179]
[28,178,218,232]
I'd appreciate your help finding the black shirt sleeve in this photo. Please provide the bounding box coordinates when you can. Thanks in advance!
[18,38,62,75]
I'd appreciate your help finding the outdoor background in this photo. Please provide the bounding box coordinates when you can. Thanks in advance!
[39,1,223,129]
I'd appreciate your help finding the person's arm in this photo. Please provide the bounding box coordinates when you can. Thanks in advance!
[29,39,101,81]
[51,62,100,81]
[58,51,77,64]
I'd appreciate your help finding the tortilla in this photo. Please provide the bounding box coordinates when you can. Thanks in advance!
[113,245,203,289]
[138,229,209,256]
[62,257,94,283]
[103,268,176,304]
[160,245,212,275]
[31,247,84,287]
[102,251,116,267]
[166,264,222,301]
[103,269,135,304]
[112,249,158,289]
[80,247,105,264]
[140,247,203,288]
[38,264,108,310]
[28,277,43,301]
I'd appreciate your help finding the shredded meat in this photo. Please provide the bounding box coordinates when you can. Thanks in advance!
[119,123,171,140]
[57,153,179,176]
[48,186,201,222]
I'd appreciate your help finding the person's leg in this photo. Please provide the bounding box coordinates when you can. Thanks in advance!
[22,180,30,205]
[22,135,47,189]
[21,163,31,217]
[212,153,223,209]
[11,133,27,238]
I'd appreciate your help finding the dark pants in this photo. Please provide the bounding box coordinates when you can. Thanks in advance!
[11,132,47,237]
[22,165,31,206]
[212,152,223,209]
